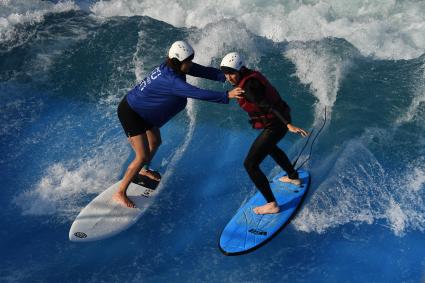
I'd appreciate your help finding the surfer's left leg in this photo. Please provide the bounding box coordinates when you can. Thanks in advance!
[245,127,283,214]
[139,127,162,181]
[269,146,301,186]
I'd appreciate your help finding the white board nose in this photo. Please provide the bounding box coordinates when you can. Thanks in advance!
[69,230,89,242]
[68,180,160,242]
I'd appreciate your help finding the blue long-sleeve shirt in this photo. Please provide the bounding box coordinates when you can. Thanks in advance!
[126,62,228,127]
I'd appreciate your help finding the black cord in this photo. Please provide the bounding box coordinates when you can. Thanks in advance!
[294,106,327,170]
[291,128,314,168]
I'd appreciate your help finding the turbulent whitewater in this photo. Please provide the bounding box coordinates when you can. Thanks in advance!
[1,0,424,282]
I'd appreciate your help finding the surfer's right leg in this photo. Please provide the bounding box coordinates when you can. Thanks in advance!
[114,134,150,208]
[116,96,152,208]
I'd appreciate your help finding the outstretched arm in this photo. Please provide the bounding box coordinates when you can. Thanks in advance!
[172,77,243,103]
[188,62,226,82]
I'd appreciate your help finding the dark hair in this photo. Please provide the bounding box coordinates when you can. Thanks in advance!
[221,66,248,75]
[166,58,179,70]
[166,53,195,73]
[220,66,239,74]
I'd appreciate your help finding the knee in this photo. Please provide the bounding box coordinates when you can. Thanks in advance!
[129,156,149,170]
[244,158,257,173]
[138,155,150,165]
[151,136,162,148]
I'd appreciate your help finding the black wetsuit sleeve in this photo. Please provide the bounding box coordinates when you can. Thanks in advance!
[243,78,290,126]
[270,107,290,126]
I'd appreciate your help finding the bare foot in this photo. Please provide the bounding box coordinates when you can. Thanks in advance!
[253,202,280,215]
[139,169,161,181]
[279,175,301,186]
[113,191,136,208]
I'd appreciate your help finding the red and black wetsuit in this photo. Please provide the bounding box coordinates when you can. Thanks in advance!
[238,68,299,203]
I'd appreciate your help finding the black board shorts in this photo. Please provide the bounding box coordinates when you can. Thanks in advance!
[117,96,153,137]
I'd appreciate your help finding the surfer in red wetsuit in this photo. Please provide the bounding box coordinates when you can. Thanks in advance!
[220,52,308,215]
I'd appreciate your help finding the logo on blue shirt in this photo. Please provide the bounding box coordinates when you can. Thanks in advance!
[138,66,162,92]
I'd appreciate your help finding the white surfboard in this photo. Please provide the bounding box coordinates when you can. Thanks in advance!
[69,175,159,242]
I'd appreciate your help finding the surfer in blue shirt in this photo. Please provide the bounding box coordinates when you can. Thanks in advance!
[220,52,308,215]
[115,41,244,208]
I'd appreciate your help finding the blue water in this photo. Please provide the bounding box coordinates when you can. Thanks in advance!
[1,1,425,282]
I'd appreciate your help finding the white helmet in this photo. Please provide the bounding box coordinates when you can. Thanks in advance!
[220,52,244,72]
[168,40,194,62]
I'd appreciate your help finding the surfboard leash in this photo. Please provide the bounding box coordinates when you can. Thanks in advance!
[291,128,314,169]
[293,106,327,170]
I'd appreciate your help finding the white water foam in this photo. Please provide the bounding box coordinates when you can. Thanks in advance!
[293,140,425,236]
[0,0,79,49]
[397,61,425,125]
[389,159,425,235]
[13,137,129,220]
[189,19,261,68]
[133,30,146,83]
[90,0,425,60]
[284,41,352,121]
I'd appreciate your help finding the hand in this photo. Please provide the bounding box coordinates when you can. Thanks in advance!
[227,87,244,99]
[287,124,309,137]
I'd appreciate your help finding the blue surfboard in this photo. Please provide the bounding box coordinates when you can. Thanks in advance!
[219,170,310,255]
